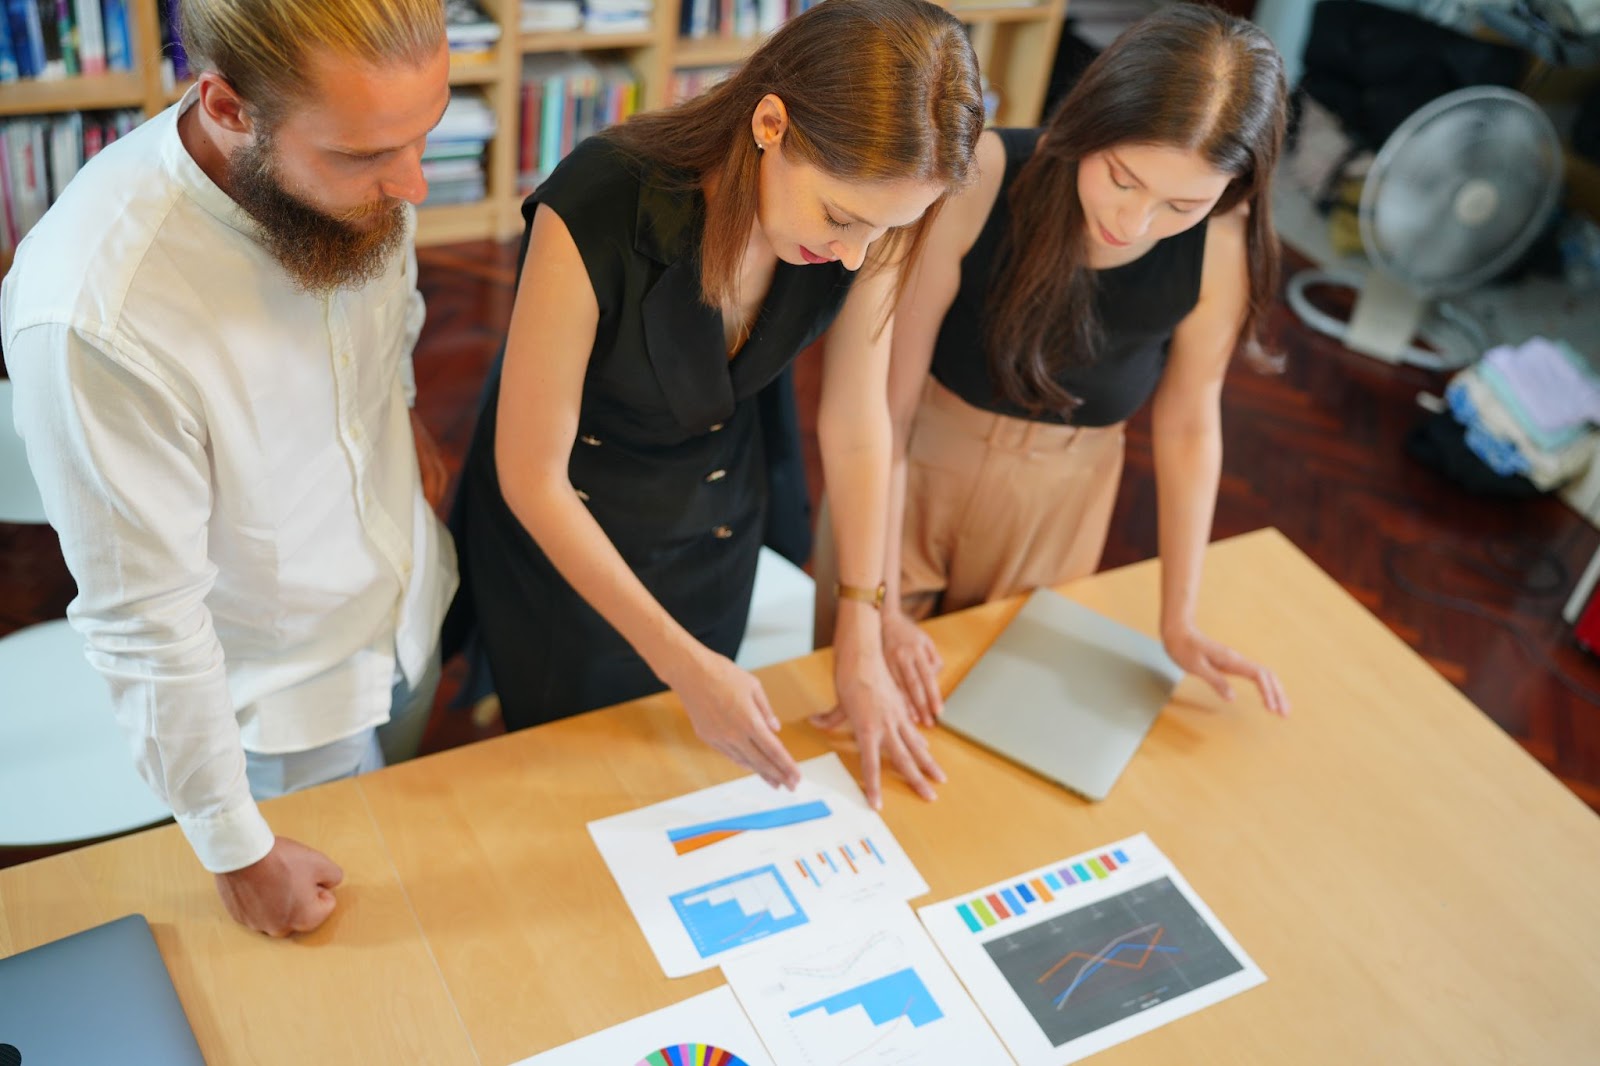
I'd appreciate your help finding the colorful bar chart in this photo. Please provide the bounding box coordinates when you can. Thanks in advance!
[787,967,944,1029]
[666,800,833,855]
[791,837,888,887]
[956,848,1133,933]
[670,865,809,959]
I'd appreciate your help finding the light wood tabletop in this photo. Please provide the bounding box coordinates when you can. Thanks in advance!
[4,528,1598,1065]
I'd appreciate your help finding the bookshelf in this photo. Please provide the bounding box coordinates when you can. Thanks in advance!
[0,0,1068,267]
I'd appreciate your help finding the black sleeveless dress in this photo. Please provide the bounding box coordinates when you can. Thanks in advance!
[930,127,1209,425]
[451,137,854,729]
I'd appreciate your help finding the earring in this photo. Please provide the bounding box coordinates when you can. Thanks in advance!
[755,141,765,152]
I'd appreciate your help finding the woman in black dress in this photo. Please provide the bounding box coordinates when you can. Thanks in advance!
[454,0,985,806]
[826,5,1293,720]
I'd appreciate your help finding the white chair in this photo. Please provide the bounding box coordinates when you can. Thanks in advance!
[736,546,817,671]
[0,620,171,846]
[0,378,48,524]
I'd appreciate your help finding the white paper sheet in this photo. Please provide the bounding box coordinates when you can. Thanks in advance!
[722,904,1014,1065]
[918,833,1264,1065]
[507,986,775,1066]
[590,753,929,976]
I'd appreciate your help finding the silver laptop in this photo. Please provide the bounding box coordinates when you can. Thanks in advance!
[940,587,1183,801]
[0,914,207,1065]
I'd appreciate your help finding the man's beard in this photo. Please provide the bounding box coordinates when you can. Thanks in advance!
[228,134,408,294]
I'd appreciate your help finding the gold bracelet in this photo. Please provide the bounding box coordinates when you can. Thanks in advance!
[834,581,887,610]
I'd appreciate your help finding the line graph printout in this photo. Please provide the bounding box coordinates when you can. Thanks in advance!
[722,905,1013,1065]
[591,753,928,976]
[919,834,1264,1065]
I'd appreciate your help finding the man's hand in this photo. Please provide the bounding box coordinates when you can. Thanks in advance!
[411,409,449,513]
[214,836,344,937]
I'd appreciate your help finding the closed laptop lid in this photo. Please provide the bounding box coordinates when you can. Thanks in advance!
[940,587,1183,801]
[0,914,206,1065]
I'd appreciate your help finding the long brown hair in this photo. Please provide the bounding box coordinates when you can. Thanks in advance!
[603,0,984,329]
[986,3,1287,416]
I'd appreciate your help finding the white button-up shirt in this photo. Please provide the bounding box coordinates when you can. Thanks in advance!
[0,88,457,873]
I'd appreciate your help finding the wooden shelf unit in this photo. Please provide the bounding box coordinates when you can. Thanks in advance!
[0,0,1067,253]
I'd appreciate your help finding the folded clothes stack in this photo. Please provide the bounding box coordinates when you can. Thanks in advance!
[1444,337,1600,491]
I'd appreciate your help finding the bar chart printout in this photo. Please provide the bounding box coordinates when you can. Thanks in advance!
[670,865,808,959]
[510,987,775,1066]
[722,906,1014,1066]
[918,833,1265,1066]
[589,754,927,976]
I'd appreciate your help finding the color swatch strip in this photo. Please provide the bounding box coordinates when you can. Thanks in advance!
[955,848,1131,933]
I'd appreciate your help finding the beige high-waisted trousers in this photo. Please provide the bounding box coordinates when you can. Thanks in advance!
[814,377,1125,646]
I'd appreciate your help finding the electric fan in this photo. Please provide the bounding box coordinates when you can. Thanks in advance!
[1287,86,1563,371]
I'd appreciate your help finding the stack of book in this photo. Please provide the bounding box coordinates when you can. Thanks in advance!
[521,0,581,33]
[1,0,134,81]
[422,90,497,207]
[0,109,138,254]
[445,0,501,67]
[678,0,816,41]
[584,0,652,35]
[517,53,639,191]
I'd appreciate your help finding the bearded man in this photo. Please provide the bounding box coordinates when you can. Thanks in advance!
[0,0,458,938]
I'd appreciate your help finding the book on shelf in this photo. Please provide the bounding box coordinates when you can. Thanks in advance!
[521,0,581,34]
[445,0,500,62]
[584,0,654,35]
[445,0,501,44]
[518,52,639,192]
[680,0,799,40]
[422,89,496,209]
[101,0,130,71]
[74,0,104,75]
[0,108,137,254]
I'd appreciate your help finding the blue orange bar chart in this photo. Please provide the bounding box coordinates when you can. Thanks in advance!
[955,848,1132,933]
[792,837,887,886]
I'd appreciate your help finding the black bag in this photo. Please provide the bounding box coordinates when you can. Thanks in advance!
[1300,0,1526,151]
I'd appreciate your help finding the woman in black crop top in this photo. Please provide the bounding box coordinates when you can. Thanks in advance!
[827,5,1292,720]
[451,0,985,806]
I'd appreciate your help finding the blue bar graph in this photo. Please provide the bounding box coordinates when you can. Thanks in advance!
[1045,872,1064,891]
[669,865,808,959]
[789,968,944,1028]
[1017,883,1037,904]
[1114,848,1130,865]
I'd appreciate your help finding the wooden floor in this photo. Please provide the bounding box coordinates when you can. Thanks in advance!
[3,236,1597,837]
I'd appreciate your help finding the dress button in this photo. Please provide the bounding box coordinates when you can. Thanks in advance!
[705,469,727,483]
[708,423,725,432]
[713,525,733,539]
[579,434,602,446]
[575,488,590,502]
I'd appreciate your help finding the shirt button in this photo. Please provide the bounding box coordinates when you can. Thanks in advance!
[713,525,733,539]
[575,488,590,502]
[708,423,724,433]
[705,469,727,483]
[579,434,602,447]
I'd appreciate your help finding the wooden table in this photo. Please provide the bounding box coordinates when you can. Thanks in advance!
[3,529,1598,1065]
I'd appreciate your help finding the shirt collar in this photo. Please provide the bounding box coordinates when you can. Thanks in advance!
[159,83,263,241]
